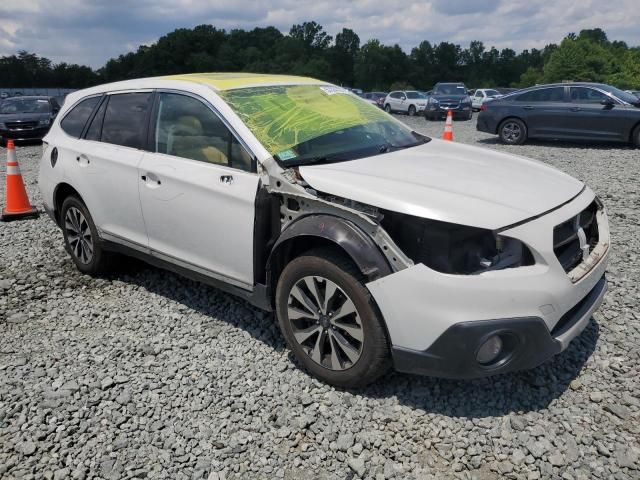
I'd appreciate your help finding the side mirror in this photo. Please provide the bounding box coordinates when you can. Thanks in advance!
[600,98,614,107]
[400,95,406,101]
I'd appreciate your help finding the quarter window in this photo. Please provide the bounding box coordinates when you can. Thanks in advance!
[101,93,152,149]
[154,93,253,172]
[515,87,565,102]
[570,87,609,104]
[85,98,107,141]
[60,96,101,138]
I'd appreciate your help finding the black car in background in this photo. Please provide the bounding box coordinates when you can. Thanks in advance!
[425,82,473,120]
[477,83,640,146]
[0,96,61,144]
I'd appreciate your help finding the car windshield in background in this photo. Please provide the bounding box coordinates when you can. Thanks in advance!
[485,89,500,96]
[220,85,428,166]
[435,85,467,95]
[0,98,50,114]
[599,85,640,105]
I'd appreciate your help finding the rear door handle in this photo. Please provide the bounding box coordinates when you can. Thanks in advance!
[220,175,234,185]
[570,107,581,112]
[141,173,162,187]
[523,106,534,110]
[76,154,90,166]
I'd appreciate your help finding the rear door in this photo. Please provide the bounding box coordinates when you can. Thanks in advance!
[62,92,152,248]
[511,87,569,138]
[138,91,260,287]
[566,86,628,141]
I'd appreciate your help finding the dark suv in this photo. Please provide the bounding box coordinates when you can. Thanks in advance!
[0,96,60,144]
[476,82,640,146]
[425,82,472,120]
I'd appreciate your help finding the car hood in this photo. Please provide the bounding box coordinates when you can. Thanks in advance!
[0,112,50,122]
[299,139,584,230]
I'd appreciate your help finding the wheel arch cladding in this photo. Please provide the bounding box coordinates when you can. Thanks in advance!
[267,214,393,287]
[53,182,84,225]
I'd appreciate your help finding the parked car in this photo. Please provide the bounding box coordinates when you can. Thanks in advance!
[0,95,60,144]
[425,82,473,120]
[471,88,502,111]
[477,82,640,146]
[39,73,610,387]
[384,90,428,116]
[627,90,640,99]
[363,91,387,108]
[0,92,9,100]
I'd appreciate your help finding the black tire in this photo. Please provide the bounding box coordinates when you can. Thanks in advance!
[466,111,473,121]
[275,250,391,388]
[384,104,391,113]
[498,118,527,145]
[632,124,640,147]
[60,196,112,275]
[408,105,416,116]
[424,112,433,121]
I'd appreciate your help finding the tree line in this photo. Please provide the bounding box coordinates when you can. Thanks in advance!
[1,24,638,91]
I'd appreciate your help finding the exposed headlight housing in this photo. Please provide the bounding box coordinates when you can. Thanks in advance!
[380,210,534,274]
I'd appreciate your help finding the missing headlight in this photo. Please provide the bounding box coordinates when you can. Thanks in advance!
[380,210,533,274]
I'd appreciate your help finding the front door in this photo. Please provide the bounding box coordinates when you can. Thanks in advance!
[138,92,260,287]
[566,86,629,141]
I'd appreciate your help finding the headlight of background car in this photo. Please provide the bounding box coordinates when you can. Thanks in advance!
[429,98,439,105]
[380,210,534,274]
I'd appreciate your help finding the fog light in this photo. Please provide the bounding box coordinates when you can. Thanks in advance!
[476,335,503,365]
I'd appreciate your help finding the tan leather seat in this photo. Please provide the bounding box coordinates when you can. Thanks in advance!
[167,115,228,165]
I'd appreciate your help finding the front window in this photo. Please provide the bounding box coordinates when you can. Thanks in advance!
[219,85,428,166]
[434,84,467,95]
[569,87,608,104]
[596,84,639,104]
[0,98,50,114]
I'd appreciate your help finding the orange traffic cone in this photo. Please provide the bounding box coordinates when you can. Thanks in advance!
[1,140,38,221]
[442,110,454,141]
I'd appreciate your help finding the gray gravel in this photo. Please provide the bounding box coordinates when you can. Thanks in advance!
[1,115,639,479]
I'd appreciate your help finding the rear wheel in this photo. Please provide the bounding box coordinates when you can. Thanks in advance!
[632,124,640,147]
[408,105,416,116]
[60,196,112,275]
[276,250,391,388]
[384,104,392,113]
[499,118,527,145]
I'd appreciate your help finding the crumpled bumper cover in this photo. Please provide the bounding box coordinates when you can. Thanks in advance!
[392,275,606,379]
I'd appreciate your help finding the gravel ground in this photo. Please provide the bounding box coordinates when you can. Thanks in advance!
[1,116,639,480]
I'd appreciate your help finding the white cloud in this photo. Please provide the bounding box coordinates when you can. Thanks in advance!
[0,0,638,67]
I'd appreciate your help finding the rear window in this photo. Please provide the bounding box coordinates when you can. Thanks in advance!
[514,87,565,103]
[101,93,153,149]
[60,96,101,138]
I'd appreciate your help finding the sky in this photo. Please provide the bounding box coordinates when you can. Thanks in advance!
[1,0,639,68]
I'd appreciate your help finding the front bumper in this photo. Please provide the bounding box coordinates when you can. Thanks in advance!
[366,186,610,378]
[392,275,606,378]
[426,104,472,118]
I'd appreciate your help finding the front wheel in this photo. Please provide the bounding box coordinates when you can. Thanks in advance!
[384,104,391,113]
[408,105,416,116]
[499,118,527,145]
[275,251,391,388]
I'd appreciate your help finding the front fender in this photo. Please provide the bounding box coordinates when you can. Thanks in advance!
[268,214,392,281]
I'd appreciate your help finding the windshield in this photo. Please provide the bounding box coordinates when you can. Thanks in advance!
[485,89,500,96]
[434,84,467,95]
[598,84,640,104]
[0,98,50,114]
[220,84,428,165]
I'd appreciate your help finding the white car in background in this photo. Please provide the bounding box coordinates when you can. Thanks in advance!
[384,91,428,116]
[38,73,610,388]
[472,89,503,111]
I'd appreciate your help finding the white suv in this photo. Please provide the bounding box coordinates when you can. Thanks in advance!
[39,73,610,387]
[383,91,427,116]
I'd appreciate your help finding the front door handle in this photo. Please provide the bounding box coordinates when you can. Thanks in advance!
[220,175,234,185]
[523,106,534,110]
[570,107,581,112]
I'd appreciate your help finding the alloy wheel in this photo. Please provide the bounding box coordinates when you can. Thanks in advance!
[65,206,93,264]
[502,121,522,143]
[287,276,363,371]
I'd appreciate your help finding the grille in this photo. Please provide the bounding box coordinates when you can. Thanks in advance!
[6,121,38,130]
[440,101,460,109]
[553,201,599,273]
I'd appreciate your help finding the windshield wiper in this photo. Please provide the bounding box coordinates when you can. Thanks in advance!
[285,155,348,167]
